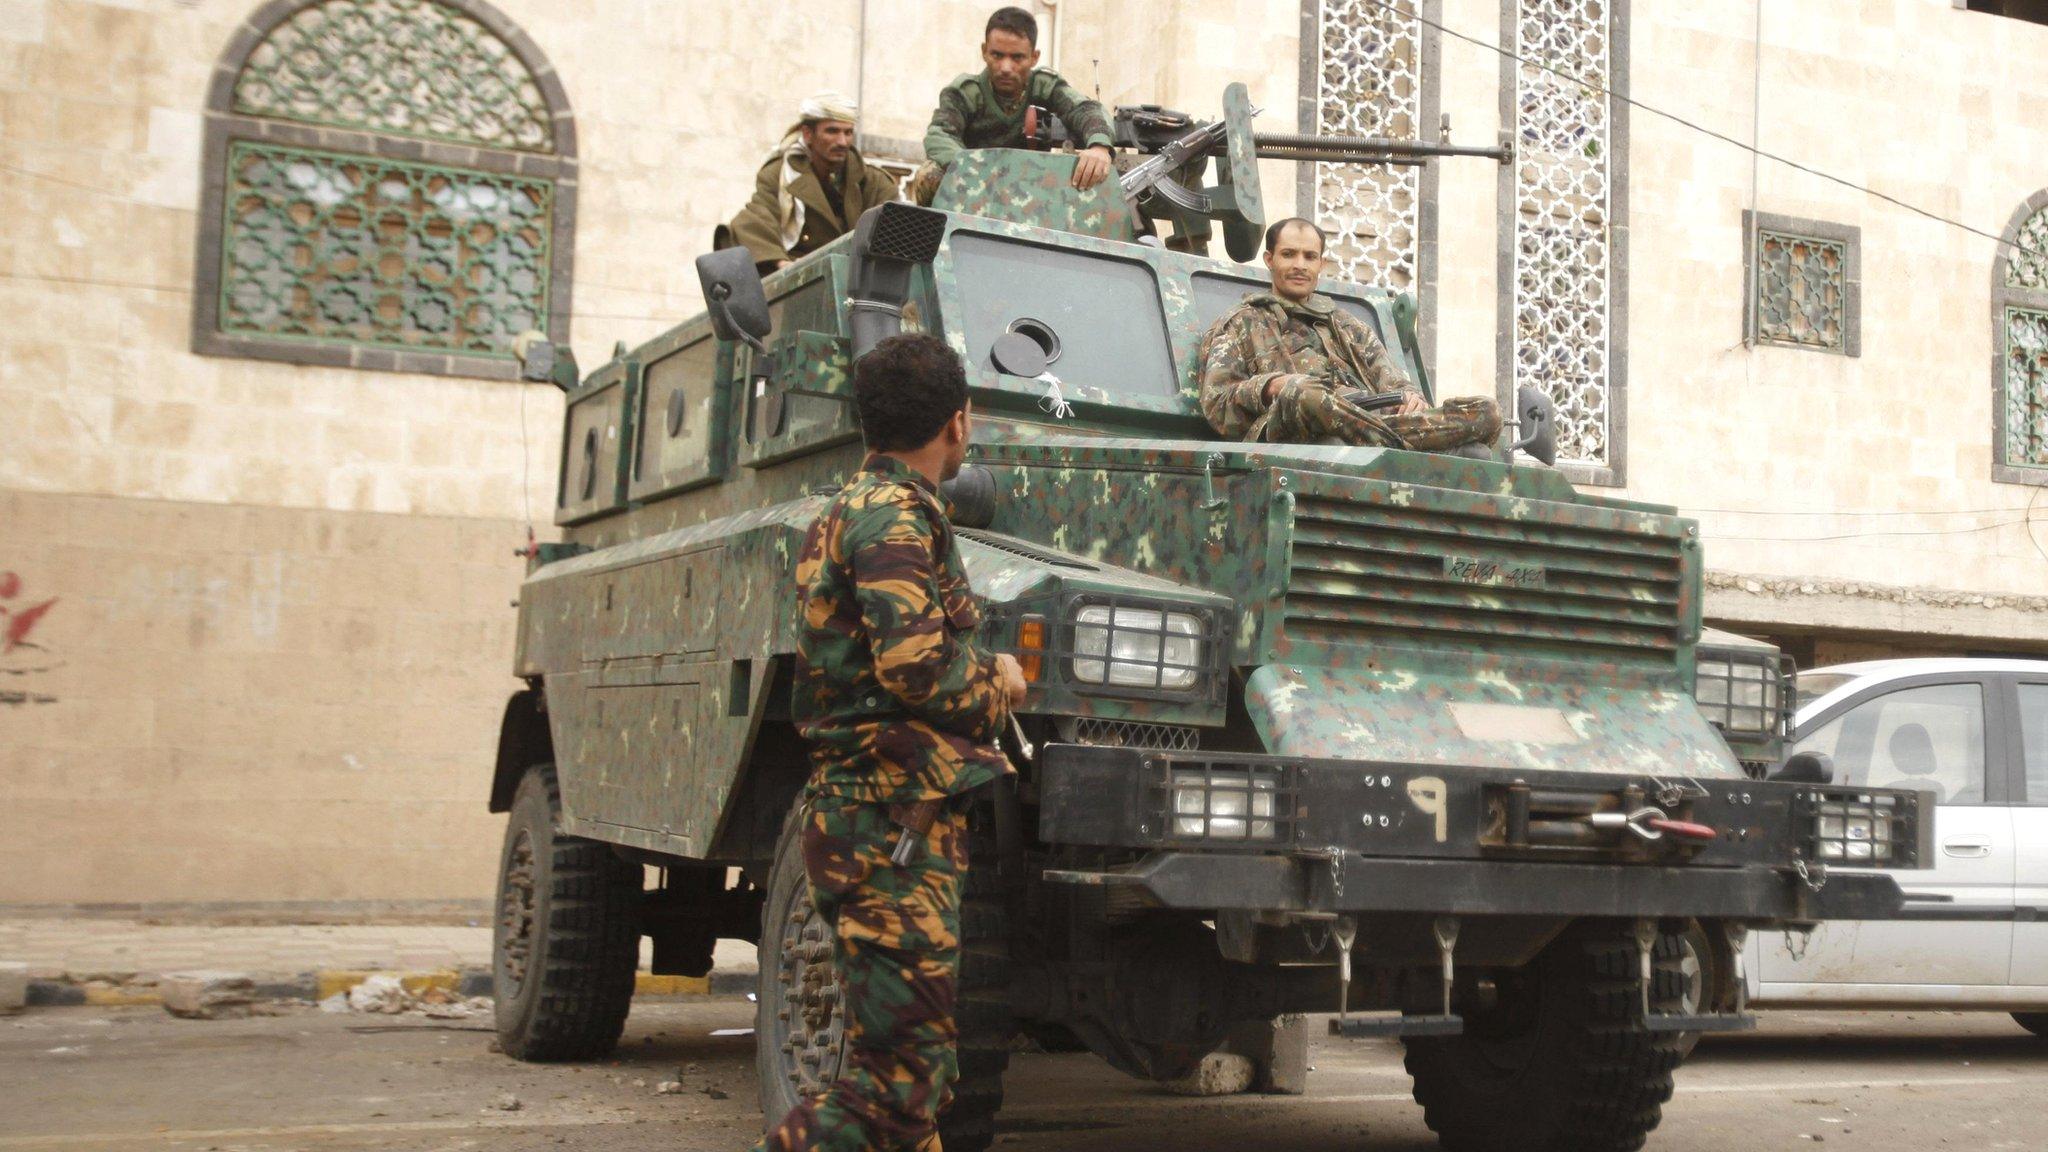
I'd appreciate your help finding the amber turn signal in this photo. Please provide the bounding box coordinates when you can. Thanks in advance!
[1017,615,1046,682]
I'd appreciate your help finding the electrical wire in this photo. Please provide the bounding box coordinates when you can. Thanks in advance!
[1702,519,2032,544]
[1358,0,2047,264]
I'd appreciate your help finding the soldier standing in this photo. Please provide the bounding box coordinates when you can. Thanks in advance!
[912,6,1115,203]
[728,92,902,274]
[1197,217,1502,453]
[757,334,1029,1152]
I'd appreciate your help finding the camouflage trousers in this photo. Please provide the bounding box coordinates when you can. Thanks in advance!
[1262,377,1503,453]
[756,796,968,1152]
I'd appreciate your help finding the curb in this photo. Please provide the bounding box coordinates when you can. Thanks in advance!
[22,966,755,1009]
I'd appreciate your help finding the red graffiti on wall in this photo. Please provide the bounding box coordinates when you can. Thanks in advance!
[0,571,58,654]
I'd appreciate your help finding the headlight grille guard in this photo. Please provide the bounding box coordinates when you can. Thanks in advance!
[1793,785,1931,870]
[1142,756,1301,848]
[1696,649,1796,739]
[1050,593,1231,705]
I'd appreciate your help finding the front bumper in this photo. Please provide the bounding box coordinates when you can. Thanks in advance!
[1039,744,1926,923]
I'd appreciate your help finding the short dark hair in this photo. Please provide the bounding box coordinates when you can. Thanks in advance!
[985,6,1038,46]
[853,334,969,452]
[1263,217,1326,255]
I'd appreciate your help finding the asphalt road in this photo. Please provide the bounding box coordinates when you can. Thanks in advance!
[4,1000,2042,1152]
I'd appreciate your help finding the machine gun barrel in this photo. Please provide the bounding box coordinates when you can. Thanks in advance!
[1248,132,1511,164]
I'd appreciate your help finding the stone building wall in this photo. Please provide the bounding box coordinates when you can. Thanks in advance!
[0,0,1298,906]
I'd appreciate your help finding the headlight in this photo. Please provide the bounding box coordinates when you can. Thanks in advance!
[1071,606,1204,691]
[1810,797,1901,863]
[1171,769,1279,841]
[1695,649,1788,735]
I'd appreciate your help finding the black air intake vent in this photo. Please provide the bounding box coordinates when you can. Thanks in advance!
[867,203,948,263]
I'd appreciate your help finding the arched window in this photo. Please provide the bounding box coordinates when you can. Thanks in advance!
[1993,191,2048,483]
[191,0,576,380]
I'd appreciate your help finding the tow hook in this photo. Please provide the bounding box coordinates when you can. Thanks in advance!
[1590,806,1717,843]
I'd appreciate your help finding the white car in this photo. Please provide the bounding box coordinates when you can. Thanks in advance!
[1742,658,2048,1036]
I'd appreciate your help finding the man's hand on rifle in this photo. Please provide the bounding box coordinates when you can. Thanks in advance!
[994,653,1029,707]
[1395,388,1427,415]
[1071,145,1112,191]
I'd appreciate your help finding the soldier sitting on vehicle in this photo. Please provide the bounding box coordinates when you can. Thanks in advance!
[1197,217,1502,454]
[911,6,1115,204]
[726,91,902,275]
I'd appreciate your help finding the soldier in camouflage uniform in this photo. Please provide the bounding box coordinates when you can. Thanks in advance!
[1198,218,1501,453]
[911,6,1114,205]
[758,334,1028,1152]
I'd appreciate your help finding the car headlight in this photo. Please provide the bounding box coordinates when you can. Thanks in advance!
[1695,649,1788,736]
[1171,769,1280,841]
[1071,605,1204,691]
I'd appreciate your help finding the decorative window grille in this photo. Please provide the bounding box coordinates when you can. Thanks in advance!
[2004,307,2048,470]
[1743,213,1860,356]
[194,0,576,380]
[1995,196,2048,483]
[1309,0,1428,292]
[1505,0,1623,480]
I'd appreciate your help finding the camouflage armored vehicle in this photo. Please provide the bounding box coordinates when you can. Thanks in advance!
[485,88,1927,1152]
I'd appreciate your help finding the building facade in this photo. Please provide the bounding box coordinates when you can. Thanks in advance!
[1,0,2043,907]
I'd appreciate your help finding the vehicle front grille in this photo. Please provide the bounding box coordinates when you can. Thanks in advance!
[1065,717,1201,752]
[1281,473,1688,666]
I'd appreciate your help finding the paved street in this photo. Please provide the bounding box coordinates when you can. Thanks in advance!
[5,1000,2041,1152]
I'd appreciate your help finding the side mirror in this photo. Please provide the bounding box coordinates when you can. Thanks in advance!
[1509,384,1557,466]
[1769,751,1834,785]
[695,246,772,352]
[940,464,998,529]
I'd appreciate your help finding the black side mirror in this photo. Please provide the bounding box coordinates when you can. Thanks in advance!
[940,464,999,529]
[695,246,772,352]
[1509,384,1557,466]
[1770,751,1834,785]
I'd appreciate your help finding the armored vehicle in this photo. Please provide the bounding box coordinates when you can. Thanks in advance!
[485,89,1926,1152]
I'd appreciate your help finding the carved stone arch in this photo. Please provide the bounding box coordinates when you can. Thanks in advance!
[1991,189,2048,485]
[191,0,578,379]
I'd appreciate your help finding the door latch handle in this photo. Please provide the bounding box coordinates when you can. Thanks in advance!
[1941,837,1993,858]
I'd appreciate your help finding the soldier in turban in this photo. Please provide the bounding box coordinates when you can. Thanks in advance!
[727,92,904,274]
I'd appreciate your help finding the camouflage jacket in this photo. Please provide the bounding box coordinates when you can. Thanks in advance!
[793,453,1010,804]
[1196,291,1412,441]
[923,68,1113,167]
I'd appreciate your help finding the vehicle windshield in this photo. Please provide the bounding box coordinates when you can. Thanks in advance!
[1794,671,1856,704]
[950,232,1180,399]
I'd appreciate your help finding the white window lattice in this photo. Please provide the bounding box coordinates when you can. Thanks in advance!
[1511,0,1613,469]
[1313,0,1422,289]
[2007,205,2048,293]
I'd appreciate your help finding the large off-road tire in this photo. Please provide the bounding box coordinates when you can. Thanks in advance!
[492,764,641,1061]
[2012,1012,2048,1039]
[1403,920,1688,1152]
[756,800,1014,1152]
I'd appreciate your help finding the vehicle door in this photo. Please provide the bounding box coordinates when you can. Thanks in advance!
[2007,673,2048,992]
[1756,675,2015,999]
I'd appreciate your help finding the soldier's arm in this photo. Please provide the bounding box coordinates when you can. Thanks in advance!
[727,160,792,266]
[1043,75,1114,151]
[1197,316,1298,439]
[923,82,976,168]
[852,500,1008,739]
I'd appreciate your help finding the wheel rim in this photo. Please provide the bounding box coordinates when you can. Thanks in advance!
[777,894,846,1094]
[498,829,538,998]
[1677,933,1705,1015]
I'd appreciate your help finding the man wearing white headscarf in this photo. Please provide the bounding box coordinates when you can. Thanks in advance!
[727,92,903,273]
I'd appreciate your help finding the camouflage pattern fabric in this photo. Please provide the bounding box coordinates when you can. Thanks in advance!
[1197,292,1501,452]
[916,68,1113,205]
[792,451,1010,805]
[756,797,968,1152]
